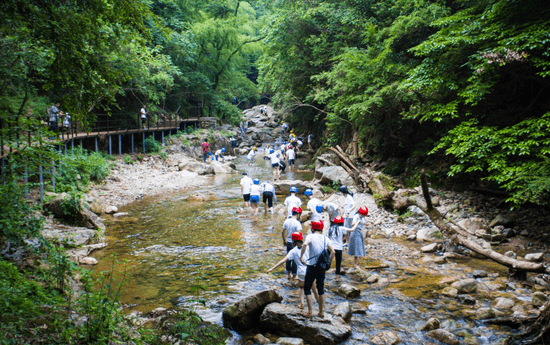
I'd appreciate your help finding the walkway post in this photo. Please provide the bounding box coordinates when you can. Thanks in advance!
[52,163,56,193]
[95,138,98,152]
[131,133,134,154]
[162,131,164,146]
[71,139,74,151]
[25,165,28,198]
[109,135,112,156]
[143,132,145,154]
[119,134,122,155]
[39,165,43,203]
[64,143,67,154]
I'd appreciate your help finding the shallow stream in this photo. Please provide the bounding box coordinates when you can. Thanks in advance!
[92,154,513,344]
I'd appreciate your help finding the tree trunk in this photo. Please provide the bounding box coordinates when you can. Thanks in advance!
[416,171,550,275]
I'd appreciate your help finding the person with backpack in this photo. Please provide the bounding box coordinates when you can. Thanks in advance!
[348,206,369,269]
[300,220,335,318]
[281,207,303,282]
[267,232,319,309]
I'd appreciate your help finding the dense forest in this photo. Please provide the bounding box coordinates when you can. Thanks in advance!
[2,0,549,206]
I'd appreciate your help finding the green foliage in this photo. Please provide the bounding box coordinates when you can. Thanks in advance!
[124,155,136,165]
[55,148,112,193]
[144,137,163,153]
[157,309,231,345]
[60,191,84,219]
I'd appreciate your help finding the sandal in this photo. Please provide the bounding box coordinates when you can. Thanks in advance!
[298,303,305,309]
[301,311,313,318]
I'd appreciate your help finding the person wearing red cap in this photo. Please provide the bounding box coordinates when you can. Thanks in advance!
[300,220,335,318]
[267,232,319,309]
[330,216,359,275]
[348,206,369,269]
[282,207,303,282]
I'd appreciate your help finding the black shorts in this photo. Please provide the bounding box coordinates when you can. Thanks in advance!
[243,194,250,202]
[289,159,295,166]
[304,265,326,296]
[263,191,273,208]
[271,163,279,168]
[231,141,237,148]
[141,118,146,124]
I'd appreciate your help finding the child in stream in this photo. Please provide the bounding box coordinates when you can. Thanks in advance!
[330,216,359,275]
[267,232,319,309]
[247,147,257,166]
[261,180,276,214]
[284,186,302,218]
[240,172,252,208]
[267,149,281,180]
[348,206,369,269]
[281,207,303,282]
[250,178,261,215]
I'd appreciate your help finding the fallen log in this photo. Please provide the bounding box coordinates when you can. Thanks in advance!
[416,170,550,275]
[316,156,335,166]
[329,146,369,192]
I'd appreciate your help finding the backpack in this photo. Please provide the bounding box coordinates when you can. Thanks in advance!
[315,237,332,271]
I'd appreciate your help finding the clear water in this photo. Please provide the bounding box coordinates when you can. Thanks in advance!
[92,155,513,344]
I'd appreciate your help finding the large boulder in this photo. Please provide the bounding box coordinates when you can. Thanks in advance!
[44,194,105,231]
[457,218,486,235]
[337,284,361,298]
[315,166,353,186]
[259,303,351,345]
[416,227,442,241]
[222,289,283,331]
[426,329,459,345]
[273,180,324,195]
[209,161,235,174]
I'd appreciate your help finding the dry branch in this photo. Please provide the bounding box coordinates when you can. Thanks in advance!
[317,157,335,166]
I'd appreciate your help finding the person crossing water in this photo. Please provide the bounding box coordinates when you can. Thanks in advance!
[261,180,276,214]
[348,206,369,269]
[250,178,261,215]
[230,136,237,155]
[329,215,359,275]
[247,147,257,166]
[214,147,226,162]
[240,172,252,208]
[267,148,282,180]
[305,188,322,221]
[284,186,302,218]
[287,145,296,171]
[281,207,303,282]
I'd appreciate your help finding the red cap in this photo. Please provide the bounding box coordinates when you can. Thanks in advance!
[334,216,344,224]
[311,220,324,230]
[291,232,303,242]
[358,206,369,215]
[292,207,303,214]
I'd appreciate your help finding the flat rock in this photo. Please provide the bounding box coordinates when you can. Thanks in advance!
[222,289,283,331]
[253,334,270,344]
[259,303,351,345]
[472,270,487,278]
[276,337,304,345]
[367,274,380,284]
[494,297,515,310]
[532,292,548,308]
[525,253,544,262]
[489,214,514,227]
[315,166,353,186]
[451,279,477,294]
[426,329,459,345]
[333,302,352,321]
[337,284,360,299]
[476,307,496,319]
[417,227,442,241]
[113,212,129,217]
[421,243,438,253]
[442,287,458,297]
[369,331,399,345]
[79,257,98,265]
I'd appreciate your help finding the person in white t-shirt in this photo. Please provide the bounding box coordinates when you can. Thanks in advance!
[250,178,261,215]
[300,220,335,318]
[263,144,271,160]
[287,146,296,171]
[304,189,322,221]
[214,148,226,162]
[247,147,257,166]
[267,149,281,180]
[329,216,358,275]
[281,207,302,281]
[284,186,302,218]
[317,202,343,225]
[240,172,252,208]
[261,180,276,214]
[267,232,318,309]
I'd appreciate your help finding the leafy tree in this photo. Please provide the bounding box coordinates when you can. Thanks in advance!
[403,0,550,205]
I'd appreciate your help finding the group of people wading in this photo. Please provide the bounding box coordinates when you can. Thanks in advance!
[240,149,370,318]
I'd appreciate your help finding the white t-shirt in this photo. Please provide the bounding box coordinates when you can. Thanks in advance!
[287,149,295,160]
[247,150,256,159]
[269,152,280,165]
[307,198,323,221]
[283,218,302,243]
[344,194,354,216]
[297,140,303,147]
[352,213,366,227]
[215,149,223,155]
[250,184,261,196]
[308,134,312,142]
[284,195,302,217]
[328,225,349,251]
[326,202,340,222]
[286,246,308,277]
[140,107,146,118]
[240,176,252,194]
[304,233,330,266]
[261,182,275,193]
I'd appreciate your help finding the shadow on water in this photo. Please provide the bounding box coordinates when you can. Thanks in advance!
[92,154,511,344]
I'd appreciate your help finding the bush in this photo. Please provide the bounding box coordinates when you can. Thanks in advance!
[144,137,162,153]
[55,147,112,192]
